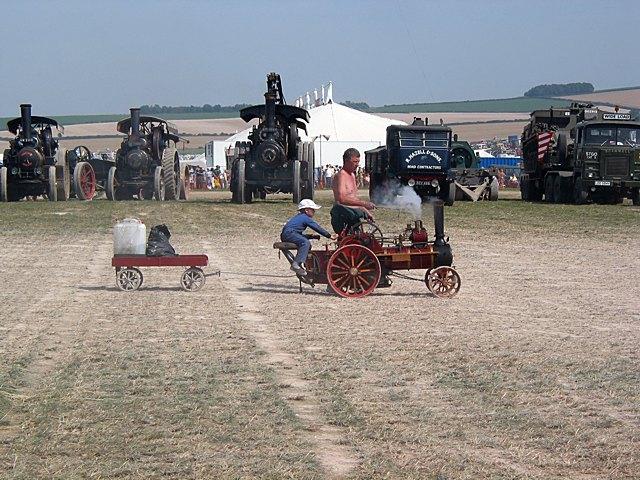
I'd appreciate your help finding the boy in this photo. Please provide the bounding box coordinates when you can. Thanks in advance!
[281,199,337,275]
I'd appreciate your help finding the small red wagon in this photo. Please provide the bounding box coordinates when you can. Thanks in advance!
[111,254,209,292]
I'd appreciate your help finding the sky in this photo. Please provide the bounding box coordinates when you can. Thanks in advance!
[1,0,638,116]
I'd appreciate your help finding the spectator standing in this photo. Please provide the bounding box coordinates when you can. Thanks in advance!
[324,164,335,189]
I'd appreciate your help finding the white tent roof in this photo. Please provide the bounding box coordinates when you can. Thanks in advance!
[226,102,404,144]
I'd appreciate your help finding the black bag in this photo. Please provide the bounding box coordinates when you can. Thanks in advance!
[146,224,177,256]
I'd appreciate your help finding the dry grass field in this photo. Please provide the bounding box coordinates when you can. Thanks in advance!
[0,190,639,479]
[557,88,640,109]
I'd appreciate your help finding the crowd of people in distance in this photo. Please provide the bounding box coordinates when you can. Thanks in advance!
[316,165,369,189]
[188,165,230,190]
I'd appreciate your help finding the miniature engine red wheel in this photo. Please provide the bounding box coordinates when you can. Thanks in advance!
[73,161,97,200]
[425,266,461,298]
[116,267,143,291]
[180,267,206,291]
[327,244,381,298]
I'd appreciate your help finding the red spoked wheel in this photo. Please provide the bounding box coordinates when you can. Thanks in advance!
[327,244,381,298]
[73,161,97,200]
[425,266,461,298]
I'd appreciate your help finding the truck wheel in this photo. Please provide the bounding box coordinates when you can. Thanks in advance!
[520,177,530,201]
[292,160,301,204]
[106,166,117,201]
[544,176,555,203]
[154,166,165,200]
[0,167,7,202]
[488,177,499,201]
[47,166,58,202]
[632,188,640,206]
[444,182,455,206]
[573,177,588,205]
[553,175,568,204]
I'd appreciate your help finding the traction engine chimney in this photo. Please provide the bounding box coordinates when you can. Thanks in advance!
[20,104,32,141]
[130,108,141,138]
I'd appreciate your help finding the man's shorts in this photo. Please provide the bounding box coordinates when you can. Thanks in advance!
[330,204,367,234]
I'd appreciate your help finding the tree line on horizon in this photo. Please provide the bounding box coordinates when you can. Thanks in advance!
[524,82,594,98]
[139,103,251,114]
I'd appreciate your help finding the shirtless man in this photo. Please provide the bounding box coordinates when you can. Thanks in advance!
[330,148,376,233]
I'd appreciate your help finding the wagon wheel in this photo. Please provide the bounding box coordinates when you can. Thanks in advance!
[73,162,97,200]
[425,266,461,298]
[116,267,143,291]
[327,244,381,298]
[153,166,165,200]
[180,267,206,292]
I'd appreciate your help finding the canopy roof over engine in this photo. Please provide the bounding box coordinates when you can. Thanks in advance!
[7,116,63,135]
[116,116,179,135]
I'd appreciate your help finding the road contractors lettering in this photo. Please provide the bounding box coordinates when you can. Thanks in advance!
[405,149,443,164]
[407,164,442,170]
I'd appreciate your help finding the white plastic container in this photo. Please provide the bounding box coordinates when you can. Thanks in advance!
[113,218,147,255]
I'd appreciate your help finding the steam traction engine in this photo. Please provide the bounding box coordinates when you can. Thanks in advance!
[274,201,461,298]
[106,108,186,201]
[1,104,96,202]
[230,73,314,204]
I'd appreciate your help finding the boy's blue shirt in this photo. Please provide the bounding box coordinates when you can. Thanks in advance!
[282,212,332,238]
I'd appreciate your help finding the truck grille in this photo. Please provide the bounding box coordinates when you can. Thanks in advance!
[605,157,628,177]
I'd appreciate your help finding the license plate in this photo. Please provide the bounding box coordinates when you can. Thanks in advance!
[594,180,611,186]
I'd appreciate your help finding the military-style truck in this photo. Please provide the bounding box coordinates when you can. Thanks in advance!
[520,103,640,204]
[365,119,456,206]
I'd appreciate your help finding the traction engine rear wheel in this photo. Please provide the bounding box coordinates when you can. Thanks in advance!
[73,162,97,200]
[292,160,301,204]
[162,147,178,200]
[0,167,7,202]
[47,166,58,202]
[425,266,461,298]
[327,244,381,298]
[106,166,117,201]
[154,166,165,200]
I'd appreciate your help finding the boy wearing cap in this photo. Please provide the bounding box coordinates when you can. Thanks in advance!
[281,199,337,275]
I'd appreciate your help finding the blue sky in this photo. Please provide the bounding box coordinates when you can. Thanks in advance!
[1,0,638,115]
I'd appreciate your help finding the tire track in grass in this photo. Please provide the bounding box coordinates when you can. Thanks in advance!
[203,241,359,478]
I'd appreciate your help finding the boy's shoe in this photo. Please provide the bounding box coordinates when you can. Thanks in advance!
[290,262,306,276]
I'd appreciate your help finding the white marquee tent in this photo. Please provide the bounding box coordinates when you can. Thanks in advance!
[205,98,405,168]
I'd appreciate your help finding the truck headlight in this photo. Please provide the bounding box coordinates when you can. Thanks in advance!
[587,172,594,178]
[407,179,415,187]
[11,167,18,175]
[431,179,439,187]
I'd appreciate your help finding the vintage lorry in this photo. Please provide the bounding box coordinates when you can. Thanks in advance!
[365,119,456,205]
[520,103,640,204]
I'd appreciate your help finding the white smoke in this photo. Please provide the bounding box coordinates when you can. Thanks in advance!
[373,179,423,220]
